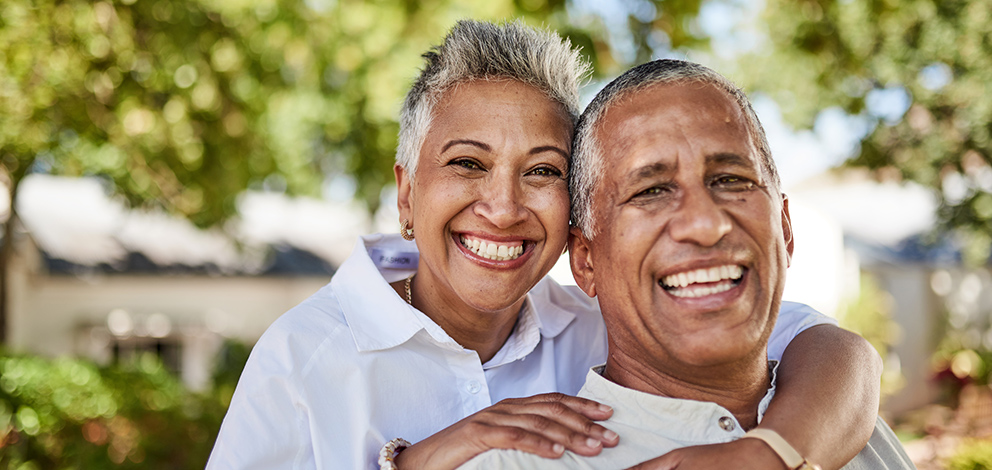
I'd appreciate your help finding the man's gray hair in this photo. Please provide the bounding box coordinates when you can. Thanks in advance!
[396,19,589,180]
[570,59,780,238]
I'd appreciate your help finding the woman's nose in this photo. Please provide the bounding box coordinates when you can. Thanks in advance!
[473,176,528,229]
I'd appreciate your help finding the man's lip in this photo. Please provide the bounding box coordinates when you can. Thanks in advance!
[659,264,745,289]
[657,261,748,301]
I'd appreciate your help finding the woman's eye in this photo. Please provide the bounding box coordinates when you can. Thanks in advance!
[528,166,563,177]
[451,159,483,170]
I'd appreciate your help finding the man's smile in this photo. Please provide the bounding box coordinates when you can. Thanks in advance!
[659,264,745,298]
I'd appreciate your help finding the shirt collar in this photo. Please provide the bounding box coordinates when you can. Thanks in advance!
[334,234,579,357]
[334,234,454,352]
[581,360,779,441]
[525,277,578,339]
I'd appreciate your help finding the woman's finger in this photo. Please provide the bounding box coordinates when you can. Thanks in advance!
[470,409,616,456]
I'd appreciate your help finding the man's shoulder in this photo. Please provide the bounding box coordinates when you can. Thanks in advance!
[841,417,917,470]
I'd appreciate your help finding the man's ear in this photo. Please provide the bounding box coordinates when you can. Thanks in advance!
[568,226,597,298]
[395,164,413,223]
[781,194,794,267]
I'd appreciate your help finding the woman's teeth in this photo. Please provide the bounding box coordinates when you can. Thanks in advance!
[460,236,524,261]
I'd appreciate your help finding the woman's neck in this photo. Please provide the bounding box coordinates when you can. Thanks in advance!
[390,274,525,364]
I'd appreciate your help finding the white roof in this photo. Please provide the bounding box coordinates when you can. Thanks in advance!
[15,174,371,272]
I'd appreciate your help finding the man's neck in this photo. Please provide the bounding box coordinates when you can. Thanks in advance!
[602,341,771,430]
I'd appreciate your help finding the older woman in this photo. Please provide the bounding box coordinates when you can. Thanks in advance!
[208,20,881,470]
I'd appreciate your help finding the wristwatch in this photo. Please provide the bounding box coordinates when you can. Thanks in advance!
[742,428,822,470]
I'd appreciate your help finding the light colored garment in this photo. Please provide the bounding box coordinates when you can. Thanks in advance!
[460,368,916,470]
[207,233,835,470]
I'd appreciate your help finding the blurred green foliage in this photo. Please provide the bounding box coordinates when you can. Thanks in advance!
[837,273,905,399]
[0,0,707,226]
[0,341,249,469]
[948,439,992,470]
[744,0,992,264]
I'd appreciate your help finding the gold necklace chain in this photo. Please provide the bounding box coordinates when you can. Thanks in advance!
[404,274,414,305]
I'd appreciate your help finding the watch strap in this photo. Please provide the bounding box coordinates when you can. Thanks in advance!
[742,428,821,470]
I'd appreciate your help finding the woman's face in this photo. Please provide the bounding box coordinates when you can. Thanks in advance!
[396,79,573,314]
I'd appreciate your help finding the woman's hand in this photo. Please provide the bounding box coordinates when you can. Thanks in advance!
[628,325,881,470]
[624,439,787,470]
[394,392,619,470]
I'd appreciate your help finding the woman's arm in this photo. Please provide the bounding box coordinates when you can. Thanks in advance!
[628,324,882,470]
[758,324,882,468]
[394,393,619,470]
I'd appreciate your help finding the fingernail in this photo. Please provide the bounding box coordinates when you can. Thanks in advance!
[553,443,565,454]
[586,437,602,448]
[603,429,618,441]
[599,404,613,412]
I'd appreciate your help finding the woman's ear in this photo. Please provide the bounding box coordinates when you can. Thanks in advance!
[395,164,413,222]
[568,226,597,298]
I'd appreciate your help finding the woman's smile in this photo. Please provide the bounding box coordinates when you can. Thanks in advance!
[457,233,527,261]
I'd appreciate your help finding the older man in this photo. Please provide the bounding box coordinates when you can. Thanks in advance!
[458,60,915,470]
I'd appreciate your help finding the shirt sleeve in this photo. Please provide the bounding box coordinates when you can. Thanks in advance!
[206,336,316,470]
[767,301,838,362]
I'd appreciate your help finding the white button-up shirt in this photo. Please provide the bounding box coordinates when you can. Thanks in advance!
[207,234,834,470]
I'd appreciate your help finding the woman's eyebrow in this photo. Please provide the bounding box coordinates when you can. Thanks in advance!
[442,139,490,153]
[530,145,569,160]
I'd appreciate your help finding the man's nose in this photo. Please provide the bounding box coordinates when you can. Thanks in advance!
[668,187,732,246]
[473,175,528,229]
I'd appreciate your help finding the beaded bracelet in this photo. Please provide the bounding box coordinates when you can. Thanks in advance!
[378,438,412,470]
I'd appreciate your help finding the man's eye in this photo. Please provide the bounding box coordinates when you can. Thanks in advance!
[714,175,755,190]
[634,186,665,198]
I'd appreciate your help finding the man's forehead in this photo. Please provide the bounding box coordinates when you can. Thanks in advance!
[594,82,755,168]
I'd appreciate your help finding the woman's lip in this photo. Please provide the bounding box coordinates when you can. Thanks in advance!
[455,231,531,243]
[452,233,534,269]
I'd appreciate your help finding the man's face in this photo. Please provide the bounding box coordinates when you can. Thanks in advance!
[569,82,794,371]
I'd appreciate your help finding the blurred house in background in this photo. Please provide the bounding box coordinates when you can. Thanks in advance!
[788,169,991,419]
[5,174,370,391]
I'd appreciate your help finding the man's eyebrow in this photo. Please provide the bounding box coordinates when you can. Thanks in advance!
[625,162,673,182]
[706,152,755,169]
[441,139,490,153]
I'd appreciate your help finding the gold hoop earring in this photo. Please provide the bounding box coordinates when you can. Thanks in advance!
[400,219,415,241]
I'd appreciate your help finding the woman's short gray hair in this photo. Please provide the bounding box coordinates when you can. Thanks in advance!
[396,19,590,180]
[570,59,780,238]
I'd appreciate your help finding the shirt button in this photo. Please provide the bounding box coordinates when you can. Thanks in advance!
[466,380,481,394]
[718,416,736,432]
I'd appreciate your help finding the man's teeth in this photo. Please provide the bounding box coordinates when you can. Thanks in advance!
[460,236,524,261]
[661,265,743,298]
